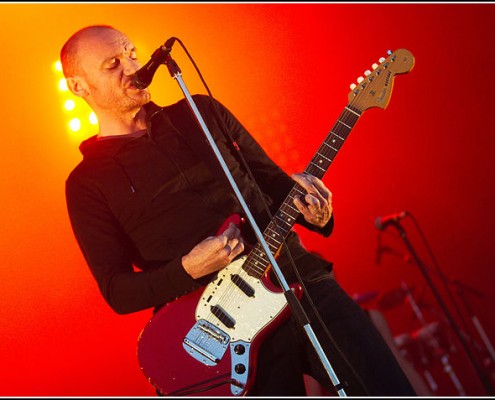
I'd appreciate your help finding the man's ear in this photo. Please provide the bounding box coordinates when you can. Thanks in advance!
[66,76,89,98]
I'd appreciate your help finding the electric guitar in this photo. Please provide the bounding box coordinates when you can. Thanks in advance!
[137,49,415,396]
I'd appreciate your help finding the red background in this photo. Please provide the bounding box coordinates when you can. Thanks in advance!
[1,3,494,396]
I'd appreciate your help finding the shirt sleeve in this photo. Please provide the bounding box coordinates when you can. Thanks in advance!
[65,170,208,314]
[198,95,334,237]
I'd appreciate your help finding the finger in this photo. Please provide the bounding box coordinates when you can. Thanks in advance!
[223,222,242,241]
[293,191,331,226]
[304,193,321,208]
[309,176,332,201]
[222,238,244,259]
[293,195,313,220]
[291,173,313,192]
[292,173,322,200]
[292,173,332,202]
[227,237,239,250]
[230,241,245,259]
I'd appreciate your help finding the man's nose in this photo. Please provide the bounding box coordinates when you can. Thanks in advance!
[122,57,140,76]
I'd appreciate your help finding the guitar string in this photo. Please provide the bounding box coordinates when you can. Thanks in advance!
[201,108,359,337]
[201,106,360,329]
[179,53,406,392]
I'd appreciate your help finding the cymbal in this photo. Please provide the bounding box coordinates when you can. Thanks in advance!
[411,321,441,340]
[352,290,379,304]
[377,286,414,310]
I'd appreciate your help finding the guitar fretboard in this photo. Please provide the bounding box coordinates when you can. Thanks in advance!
[243,104,362,278]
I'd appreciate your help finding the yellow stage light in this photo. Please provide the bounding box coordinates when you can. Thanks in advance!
[89,112,98,125]
[69,118,81,132]
[64,99,76,111]
[58,78,68,91]
[54,59,98,140]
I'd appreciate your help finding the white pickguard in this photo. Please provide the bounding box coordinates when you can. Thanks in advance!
[195,255,288,342]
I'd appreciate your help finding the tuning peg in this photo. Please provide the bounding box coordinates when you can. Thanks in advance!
[387,50,392,55]
[372,63,379,70]
[364,70,371,77]
[357,76,364,83]
[379,57,386,63]
[350,83,357,90]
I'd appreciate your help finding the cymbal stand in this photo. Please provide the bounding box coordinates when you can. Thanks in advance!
[401,281,466,395]
[390,220,494,395]
[400,281,439,393]
[455,283,495,374]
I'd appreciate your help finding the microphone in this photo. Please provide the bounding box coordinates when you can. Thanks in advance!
[132,37,176,90]
[375,211,408,231]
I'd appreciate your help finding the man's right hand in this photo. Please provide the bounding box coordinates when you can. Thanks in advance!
[181,223,245,279]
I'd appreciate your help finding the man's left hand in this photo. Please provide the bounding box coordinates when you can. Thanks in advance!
[292,173,333,228]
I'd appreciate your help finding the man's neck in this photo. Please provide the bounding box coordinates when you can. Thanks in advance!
[96,106,148,138]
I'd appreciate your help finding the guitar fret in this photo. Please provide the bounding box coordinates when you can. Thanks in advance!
[246,257,266,271]
[326,144,339,152]
[337,120,352,129]
[334,124,350,137]
[279,207,298,221]
[309,161,325,172]
[330,131,345,141]
[274,214,292,227]
[244,264,265,277]
[345,106,360,117]
[243,252,268,277]
[277,210,295,224]
[285,202,299,213]
[264,237,280,251]
[321,142,337,154]
[251,251,267,265]
[266,229,282,245]
[316,152,331,162]
[241,102,362,280]
[268,219,289,234]
[310,155,331,172]
[247,256,267,270]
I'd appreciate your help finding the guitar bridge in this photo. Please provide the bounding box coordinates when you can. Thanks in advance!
[183,319,230,366]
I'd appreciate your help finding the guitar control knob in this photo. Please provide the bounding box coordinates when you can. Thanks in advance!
[235,363,246,374]
[234,344,245,355]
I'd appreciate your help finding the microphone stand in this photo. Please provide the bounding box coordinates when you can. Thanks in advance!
[390,220,495,395]
[162,53,346,396]
[453,281,495,371]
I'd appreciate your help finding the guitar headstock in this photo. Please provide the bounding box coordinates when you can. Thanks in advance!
[348,49,415,112]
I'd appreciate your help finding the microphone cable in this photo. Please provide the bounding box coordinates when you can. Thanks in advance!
[166,37,370,395]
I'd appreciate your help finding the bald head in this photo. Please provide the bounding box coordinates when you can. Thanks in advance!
[60,25,118,78]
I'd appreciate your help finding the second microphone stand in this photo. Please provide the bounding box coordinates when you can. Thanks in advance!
[390,220,495,395]
[161,50,346,396]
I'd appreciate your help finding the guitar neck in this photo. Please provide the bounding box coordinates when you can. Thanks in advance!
[243,104,362,278]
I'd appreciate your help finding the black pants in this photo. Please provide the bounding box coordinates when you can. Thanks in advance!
[248,277,417,396]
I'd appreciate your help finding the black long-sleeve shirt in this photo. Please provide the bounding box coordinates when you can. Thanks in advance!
[66,95,333,314]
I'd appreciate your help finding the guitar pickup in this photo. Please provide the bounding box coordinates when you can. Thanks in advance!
[231,274,255,297]
[211,305,236,329]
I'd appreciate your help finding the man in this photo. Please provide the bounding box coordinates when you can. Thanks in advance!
[62,25,416,396]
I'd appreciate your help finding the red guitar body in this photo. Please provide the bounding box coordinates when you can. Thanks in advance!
[137,269,301,396]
